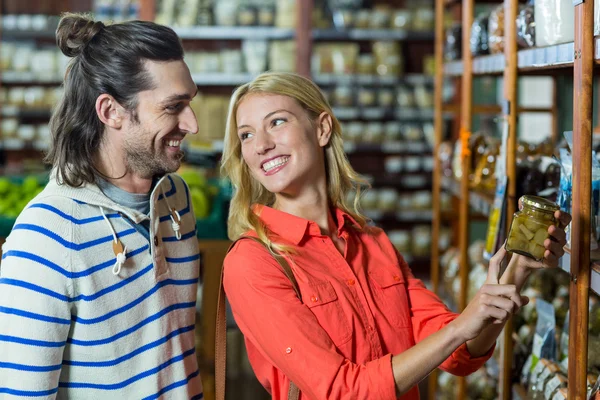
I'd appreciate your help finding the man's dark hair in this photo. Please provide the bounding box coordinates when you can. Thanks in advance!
[46,13,184,187]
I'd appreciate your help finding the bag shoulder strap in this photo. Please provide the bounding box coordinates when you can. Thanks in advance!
[216,237,301,400]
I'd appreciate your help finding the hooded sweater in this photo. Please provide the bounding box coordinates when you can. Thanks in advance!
[0,173,203,399]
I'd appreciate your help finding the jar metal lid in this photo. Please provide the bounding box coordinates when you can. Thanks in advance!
[521,195,560,212]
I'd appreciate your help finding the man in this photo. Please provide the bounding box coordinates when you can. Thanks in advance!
[0,13,203,399]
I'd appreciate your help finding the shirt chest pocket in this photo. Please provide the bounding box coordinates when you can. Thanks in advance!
[301,281,352,347]
[369,269,411,329]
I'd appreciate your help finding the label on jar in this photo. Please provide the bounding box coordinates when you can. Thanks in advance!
[544,375,566,400]
[532,334,544,365]
[552,388,567,400]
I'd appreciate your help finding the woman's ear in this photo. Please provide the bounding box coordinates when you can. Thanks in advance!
[95,94,124,129]
[316,112,333,147]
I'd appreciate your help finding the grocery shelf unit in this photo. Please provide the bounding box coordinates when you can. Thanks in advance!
[432,0,597,399]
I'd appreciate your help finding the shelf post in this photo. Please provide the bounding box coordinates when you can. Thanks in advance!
[458,0,474,397]
[428,0,446,396]
[568,0,594,399]
[498,0,519,399]
[138,0,155,21]
[295,0,313,77]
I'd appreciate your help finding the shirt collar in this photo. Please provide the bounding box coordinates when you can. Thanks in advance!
[253,204,361,245]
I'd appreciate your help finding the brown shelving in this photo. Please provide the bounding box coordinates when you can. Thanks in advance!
[434,0,596,399]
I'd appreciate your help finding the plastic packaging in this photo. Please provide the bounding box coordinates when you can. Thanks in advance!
[516,2,535,48]
[532,300,557,371]
[470,13,490,56]
[488,4,505,54]
[506,195,559,261]
[534,0,574,47]
[444,24,462,61]
[596,0,600,36]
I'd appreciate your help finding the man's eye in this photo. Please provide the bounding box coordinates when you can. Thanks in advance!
[166,103,183,112]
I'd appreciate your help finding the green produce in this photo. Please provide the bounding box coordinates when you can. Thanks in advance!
[0,176,45,220]
[178,166,220,220]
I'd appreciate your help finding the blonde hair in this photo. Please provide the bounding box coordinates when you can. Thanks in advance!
[221,72,369,252]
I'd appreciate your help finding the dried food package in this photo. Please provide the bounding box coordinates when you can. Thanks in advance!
[535,0,574,46]
[470,13,490,56]
[444,24,462,61]
[488,4,505,54]
[516,2,535,48]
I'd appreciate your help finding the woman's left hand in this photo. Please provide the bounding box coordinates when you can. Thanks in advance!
[519,209,572,269]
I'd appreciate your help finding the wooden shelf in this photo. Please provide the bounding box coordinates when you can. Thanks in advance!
[559,249,600,295]
[343,141,432,154]
[313,73,433,86]
[440,176,493,216]
[1,71,62,85]
[191,73,257,86]
[442,39,600,76]
[559,248,600,296]
[173,26,294,40]
[312,29,434,41]
[518,42,575,71]
[1,29,56,40]
[364,210,435,222]
[332,107,434,121]
[472,53,506,75]
[1,107,52,119]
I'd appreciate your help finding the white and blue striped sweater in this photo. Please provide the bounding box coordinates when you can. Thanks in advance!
[0,173,203,399]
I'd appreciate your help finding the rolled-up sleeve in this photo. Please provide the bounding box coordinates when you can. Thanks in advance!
[224,240,397,400]
[396,252,494,376]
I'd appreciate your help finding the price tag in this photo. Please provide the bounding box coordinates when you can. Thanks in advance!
[558,42,573,64]
[365,210,383,221]
[382,141,405,153]
[545,46,558,65]
[362,108,385,120]
[2,106,19,117]
[343,142,356,153]
[358,74,374,85]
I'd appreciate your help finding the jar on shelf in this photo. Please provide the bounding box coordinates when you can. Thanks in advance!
[357,87,377,107]
[357,54,375,75]
[369,8,391,29]
[345,122,364,143]
[392,9,412,30]
[378,88,395,108]
[257,5,275,26]
[384,122,403,141]
[389,230,411,254]
[364,122,384,143]
[333,86,354,107]
[238,5,257,26]
[354,9,370,29]
[506,195,559,261]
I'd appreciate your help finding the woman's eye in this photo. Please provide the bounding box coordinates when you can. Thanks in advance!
[272,118,286,127]
[240,132,252,141]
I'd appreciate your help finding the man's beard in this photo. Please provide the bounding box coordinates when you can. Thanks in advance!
[124,130,184,179]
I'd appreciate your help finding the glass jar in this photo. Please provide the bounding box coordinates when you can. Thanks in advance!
[506,195,559,261]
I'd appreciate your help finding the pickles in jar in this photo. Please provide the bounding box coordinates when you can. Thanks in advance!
[505,195,559,261]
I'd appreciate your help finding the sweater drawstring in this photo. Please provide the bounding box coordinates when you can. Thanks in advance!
[161,186,182,240]
[101,206,127,276]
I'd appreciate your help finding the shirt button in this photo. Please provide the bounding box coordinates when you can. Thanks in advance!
[347,279,355,286]
[367,325,374,331]
[393,275,401,282]
[310,296,318,303]
[154,236,159,246]
[285,347,292,354]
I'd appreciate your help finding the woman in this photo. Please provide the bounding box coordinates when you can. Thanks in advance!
[220,72,570,399]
